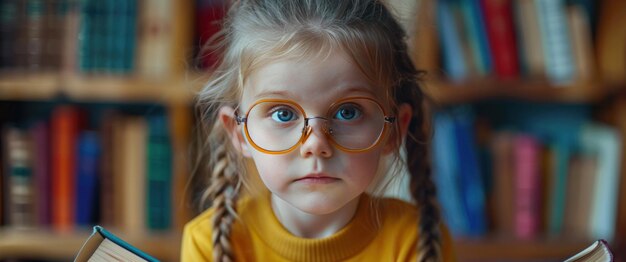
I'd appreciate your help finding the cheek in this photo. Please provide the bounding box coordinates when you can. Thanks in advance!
[249,151,292,188]
[341,150,382,186]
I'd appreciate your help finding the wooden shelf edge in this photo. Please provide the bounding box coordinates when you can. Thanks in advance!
[0,227,181,261]
[454,237,595,261]
[0,73,207,103]
[423,80,625,105]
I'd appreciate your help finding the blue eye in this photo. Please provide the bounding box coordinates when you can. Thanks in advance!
[271,108,297,122]
[334,105,361,121]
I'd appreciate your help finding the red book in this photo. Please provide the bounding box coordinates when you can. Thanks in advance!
[481,0,520,79]
[51,106,80,231]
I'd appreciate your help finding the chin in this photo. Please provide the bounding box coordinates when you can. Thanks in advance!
[289,194,353,215]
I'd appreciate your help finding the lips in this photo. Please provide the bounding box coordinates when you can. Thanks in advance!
[295,173,340,184]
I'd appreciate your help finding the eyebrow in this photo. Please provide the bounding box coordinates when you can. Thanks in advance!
[253,85,378,100]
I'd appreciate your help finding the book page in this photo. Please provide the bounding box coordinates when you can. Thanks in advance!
[88,238,147,262]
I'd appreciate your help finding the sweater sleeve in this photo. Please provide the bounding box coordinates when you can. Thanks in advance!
[181,211,214,262]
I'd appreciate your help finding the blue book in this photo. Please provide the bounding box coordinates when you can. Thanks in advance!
[75,225,159,262]
[432,112,469,237]
[452,108,487,236]
[75,131,100,226]
[437,0,468,81]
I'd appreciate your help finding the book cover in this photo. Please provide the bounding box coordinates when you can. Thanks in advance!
[75,225,159,262]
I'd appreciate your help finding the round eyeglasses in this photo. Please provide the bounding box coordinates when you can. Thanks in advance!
[235,97,396,154]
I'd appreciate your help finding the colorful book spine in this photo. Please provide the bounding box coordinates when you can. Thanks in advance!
[513,134,541,239]
[535,0,575,85]
[432,112,469,237]
[146,116,172,230]
[51,106,80,231]
[453,108,487,236]
[31,121,50,226]
[582,124,622,241]
[76,131,101,227]
[437,0,468,81]
[460,0,492,76]
[480,0,520,79]
[0,0,19,69]
[4,127,35,228]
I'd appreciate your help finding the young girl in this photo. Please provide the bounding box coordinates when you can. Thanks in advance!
[183,0,455,261]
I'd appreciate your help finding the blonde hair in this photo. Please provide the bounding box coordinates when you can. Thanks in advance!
[192,0,442,261]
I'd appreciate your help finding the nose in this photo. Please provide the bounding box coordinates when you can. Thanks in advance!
[300,118,333,158]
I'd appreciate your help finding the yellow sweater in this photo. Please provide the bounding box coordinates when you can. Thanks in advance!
[181,194,456,261]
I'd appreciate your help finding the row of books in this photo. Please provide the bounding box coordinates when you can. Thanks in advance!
[432,105,621,241]
[0,0,174,77]
[0,106,173,233]
[436,0,596,84]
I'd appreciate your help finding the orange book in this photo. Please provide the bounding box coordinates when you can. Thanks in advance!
[51,106,80,231]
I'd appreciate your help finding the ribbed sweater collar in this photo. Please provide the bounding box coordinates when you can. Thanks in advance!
[241,193,378,262]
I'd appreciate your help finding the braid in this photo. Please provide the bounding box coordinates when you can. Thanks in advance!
[206,143,240,262]
[392,19,443,261]
[405,97,443,262]
[191,100,243,261]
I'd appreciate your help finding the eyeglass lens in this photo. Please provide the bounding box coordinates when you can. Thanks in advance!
[245,98,386,152]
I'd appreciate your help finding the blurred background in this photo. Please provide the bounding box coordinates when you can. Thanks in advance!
[0,0,624,261]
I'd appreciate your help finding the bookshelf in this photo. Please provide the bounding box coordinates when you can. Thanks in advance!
[411,0,626,261]
[0,0,197,261]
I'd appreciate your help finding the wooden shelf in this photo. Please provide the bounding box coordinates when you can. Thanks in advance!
[423,79,625,105]
[0,73,207,103]
[454,237,593,261]
[0,73,59,100]
[0,227,181,261]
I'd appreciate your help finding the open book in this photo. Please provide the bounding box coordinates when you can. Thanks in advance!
[74,226,159,262]
[565,240,614,262]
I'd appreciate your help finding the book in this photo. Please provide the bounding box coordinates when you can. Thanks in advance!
[564,239,613,262]
[75,225,158,262]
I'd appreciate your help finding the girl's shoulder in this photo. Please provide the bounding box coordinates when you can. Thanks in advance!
[373,196,420,221]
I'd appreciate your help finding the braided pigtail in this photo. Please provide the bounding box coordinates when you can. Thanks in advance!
[389,8,443,260]
[404,92,443,262]
[192,91,244,262]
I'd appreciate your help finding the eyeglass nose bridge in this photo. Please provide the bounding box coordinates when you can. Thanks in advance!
[302,116,333,141]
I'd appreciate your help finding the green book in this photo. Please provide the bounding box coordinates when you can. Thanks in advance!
[75,226,159,262]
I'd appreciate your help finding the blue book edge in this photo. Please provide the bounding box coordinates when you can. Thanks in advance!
[94,226,159,262]
[75,225,160,262]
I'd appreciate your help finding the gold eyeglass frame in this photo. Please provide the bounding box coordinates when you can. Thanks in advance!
[235,96,396,154]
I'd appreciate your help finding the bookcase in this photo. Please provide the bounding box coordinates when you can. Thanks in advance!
[0,0,199,261]
[1,0,624,262]
[408,0,626,261]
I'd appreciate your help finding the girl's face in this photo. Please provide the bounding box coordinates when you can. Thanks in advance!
[224,49,406,216]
